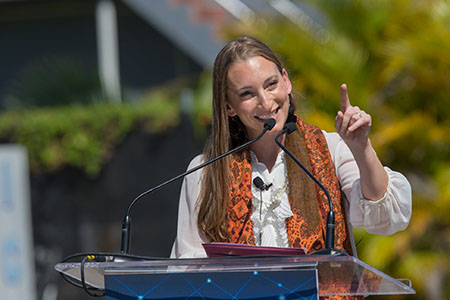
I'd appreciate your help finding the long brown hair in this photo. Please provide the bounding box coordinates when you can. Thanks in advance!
[197,36,292,241]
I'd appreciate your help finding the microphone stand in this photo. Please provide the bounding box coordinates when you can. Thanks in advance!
[120,118,276,254]
[275,123,347,256]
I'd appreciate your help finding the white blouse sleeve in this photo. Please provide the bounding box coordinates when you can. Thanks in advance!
[170,155,209,258]
[325,132,412,235]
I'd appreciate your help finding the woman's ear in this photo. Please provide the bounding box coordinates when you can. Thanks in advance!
[226,103,237,117]
[282,68,292,94]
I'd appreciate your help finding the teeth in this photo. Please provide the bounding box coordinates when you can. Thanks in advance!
[257,109,277,120]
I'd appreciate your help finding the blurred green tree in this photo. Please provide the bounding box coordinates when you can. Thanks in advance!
[224,0,450,299]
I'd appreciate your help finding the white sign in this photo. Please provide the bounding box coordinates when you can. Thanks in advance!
[0,145,36,299]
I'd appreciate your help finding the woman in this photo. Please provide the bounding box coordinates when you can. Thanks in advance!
[171,36,411,259]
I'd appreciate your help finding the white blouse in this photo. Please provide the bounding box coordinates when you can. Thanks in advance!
[170,132,412,258]
[250,151,292,248]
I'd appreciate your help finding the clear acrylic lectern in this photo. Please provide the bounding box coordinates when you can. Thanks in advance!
[55,255,415,299]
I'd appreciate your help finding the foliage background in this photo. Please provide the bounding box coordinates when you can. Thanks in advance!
[0,0,449,299]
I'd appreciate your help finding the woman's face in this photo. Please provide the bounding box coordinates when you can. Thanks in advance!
[226,56,292,139]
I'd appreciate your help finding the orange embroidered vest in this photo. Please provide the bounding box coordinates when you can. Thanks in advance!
[227,118,353,255]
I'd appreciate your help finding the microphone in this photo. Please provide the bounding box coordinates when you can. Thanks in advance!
[275,122,346,256]
[120,118,276,254]
[253,176,272,246]
[253,176,272,191]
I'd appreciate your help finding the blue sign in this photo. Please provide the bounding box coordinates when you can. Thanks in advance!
[0,145,36,300]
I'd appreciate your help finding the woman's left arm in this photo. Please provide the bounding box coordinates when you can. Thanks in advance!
[335,84,388,201]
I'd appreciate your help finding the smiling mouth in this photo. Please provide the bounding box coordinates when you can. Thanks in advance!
[255,107,280,121]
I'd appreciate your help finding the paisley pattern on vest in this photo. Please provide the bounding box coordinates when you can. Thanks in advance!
[227,151,255,245]
[226,117,359,300]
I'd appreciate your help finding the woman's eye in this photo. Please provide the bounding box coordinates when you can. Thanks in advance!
[240,91,253,99]
[268,81,278,89]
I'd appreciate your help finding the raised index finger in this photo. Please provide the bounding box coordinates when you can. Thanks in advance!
[340,83,351,112]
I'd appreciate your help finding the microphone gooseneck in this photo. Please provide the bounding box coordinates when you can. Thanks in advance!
[120,118,277,254]
[275,122,346,256]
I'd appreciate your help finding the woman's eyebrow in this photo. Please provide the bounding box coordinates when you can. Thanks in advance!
[264,75,278,84]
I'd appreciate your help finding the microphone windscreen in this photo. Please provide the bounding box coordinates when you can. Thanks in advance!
[253,176,265,189]
[264,118,276,130]
[286,122,297,134]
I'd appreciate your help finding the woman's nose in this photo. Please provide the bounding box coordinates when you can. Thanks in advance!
[257,91,272,110]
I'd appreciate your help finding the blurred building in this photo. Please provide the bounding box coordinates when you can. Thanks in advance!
[0,0,324,107]
[0,0,227,107]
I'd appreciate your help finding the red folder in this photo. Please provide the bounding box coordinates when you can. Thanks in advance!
[203,242,306,257]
